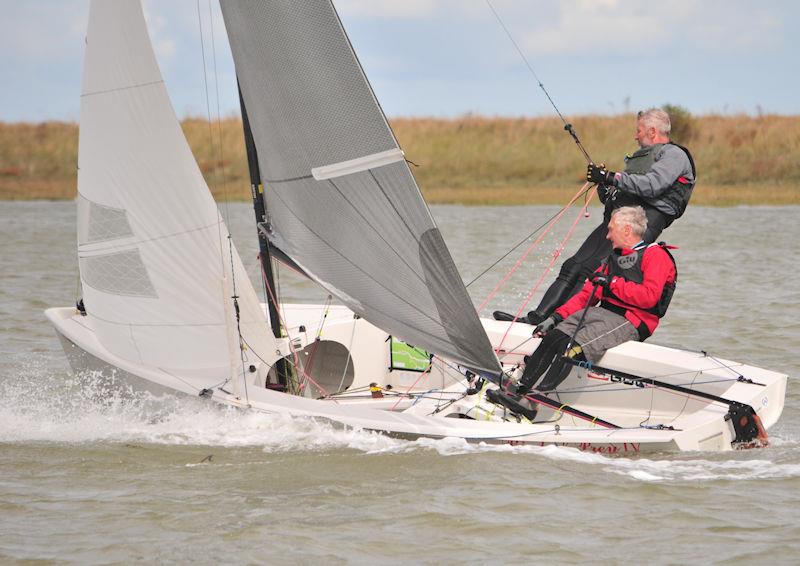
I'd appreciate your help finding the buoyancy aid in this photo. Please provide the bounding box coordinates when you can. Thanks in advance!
[603,242,678,318]
[618,143,696,218]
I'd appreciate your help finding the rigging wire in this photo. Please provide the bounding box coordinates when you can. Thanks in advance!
[207,0,234,229]
[195,1,226,275]
[258,260,334,398]
[197,0,248,401]
[466,0,608,292]
[465,183,593,289]
[493,188,595,352]
[484,0,593,164]
[462,2,601,292]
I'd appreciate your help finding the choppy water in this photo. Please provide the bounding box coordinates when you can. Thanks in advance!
[1,201,799,564]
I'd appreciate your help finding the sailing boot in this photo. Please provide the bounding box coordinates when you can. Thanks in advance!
[492,311,532,324]
[526,278,574,324]
[485,387,538,420]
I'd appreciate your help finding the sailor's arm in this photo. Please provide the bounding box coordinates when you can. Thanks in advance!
[555,268,604,319]
[613,146,692,199]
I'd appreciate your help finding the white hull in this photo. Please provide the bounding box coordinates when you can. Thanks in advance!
[46,304,787,453]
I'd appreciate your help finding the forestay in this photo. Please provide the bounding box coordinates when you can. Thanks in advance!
[220,0,501,377]
[76,0,277,371]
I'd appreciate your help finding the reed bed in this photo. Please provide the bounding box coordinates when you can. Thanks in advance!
[2,115,798,205]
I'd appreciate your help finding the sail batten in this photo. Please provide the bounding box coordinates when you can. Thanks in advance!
[220,0,500,376]
[312,148,406,180]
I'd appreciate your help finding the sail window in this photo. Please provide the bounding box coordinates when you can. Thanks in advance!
[81,196,134,243]
[80,249,157,298]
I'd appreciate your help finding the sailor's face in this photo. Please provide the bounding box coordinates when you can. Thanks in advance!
[635,120,656,148]
[607,217,629,248]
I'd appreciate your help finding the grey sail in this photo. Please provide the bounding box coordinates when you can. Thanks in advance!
[220,0,500,377]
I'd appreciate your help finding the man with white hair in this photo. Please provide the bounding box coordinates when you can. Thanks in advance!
[488,206,677,411]
[588,108,695,227]
[495,107,694,326]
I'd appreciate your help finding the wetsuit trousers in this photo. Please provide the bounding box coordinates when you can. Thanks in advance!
[519,329,575,393]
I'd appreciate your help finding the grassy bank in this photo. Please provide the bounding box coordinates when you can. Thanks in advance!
[2,115,799,204]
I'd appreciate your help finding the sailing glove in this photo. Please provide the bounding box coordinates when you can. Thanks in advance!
[587,163,616,185]
[597,184,619,204]
[591,273,611,291]
[533,313,563,336]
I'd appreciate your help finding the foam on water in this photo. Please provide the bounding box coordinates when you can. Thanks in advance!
[2,366,798,483]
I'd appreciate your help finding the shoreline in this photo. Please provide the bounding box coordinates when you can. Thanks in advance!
[3,183,797,206]
[2,115,798,205]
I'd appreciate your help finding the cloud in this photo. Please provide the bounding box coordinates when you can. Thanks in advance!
[335,0,439,19]
[0,1,87,62]
[335,0,488,20]
[504,0,785,56]
[142,2,178,62]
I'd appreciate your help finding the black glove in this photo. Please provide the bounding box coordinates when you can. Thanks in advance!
[591,273,611,291]
[597,184,619,204]
[587,163,616,186]
[533,312,563,336]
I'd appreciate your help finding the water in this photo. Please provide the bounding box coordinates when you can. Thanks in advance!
[2,201,799,564]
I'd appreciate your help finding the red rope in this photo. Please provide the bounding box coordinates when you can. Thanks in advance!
[477,182,592,313]
[494,187,597,354]
[389,358,436,411]
[258,255,334,400]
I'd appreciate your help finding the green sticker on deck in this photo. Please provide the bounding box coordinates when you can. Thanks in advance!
[389,337,432,372]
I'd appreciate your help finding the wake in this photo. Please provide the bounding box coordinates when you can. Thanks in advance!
[1,365,797,483]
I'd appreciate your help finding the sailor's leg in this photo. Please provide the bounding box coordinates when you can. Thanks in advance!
[517,330,571,393]
[642,208,671,244]
[535,347,577,392]
[527,223,611,323]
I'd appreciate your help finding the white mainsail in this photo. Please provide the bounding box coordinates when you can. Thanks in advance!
[77,0,277,372]
[220,0,502,378]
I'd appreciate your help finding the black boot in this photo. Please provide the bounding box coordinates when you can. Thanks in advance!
[527,278,574,322]
[492,311,532,324]
[493,310,515,322]
[485,388,538,420]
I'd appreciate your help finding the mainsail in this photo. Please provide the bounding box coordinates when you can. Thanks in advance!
[220,0,501,377]
[77,0,277,371]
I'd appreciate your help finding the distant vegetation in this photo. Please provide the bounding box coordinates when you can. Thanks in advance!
[2,114,799,205]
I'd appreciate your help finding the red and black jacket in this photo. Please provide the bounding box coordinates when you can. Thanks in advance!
[555,243,677,340]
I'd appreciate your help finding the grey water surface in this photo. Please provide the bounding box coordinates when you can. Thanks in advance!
[1,201,799,564]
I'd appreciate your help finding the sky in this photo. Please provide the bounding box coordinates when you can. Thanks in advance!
[2,0,799,123]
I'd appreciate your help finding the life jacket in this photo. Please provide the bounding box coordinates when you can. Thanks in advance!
[604,242,677,317]
[617,143,696,219]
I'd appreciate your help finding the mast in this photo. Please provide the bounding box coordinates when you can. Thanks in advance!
[238,86,290,386]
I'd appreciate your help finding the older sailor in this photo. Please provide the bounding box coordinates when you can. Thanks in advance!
[509,205,677,397]
[496,108,694,326]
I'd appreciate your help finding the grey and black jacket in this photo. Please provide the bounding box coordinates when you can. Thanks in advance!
[604,143,696,220]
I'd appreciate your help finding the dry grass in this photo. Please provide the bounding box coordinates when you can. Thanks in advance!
[2,115,799,205]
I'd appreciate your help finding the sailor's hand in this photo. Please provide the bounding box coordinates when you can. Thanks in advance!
[597,184,619,203]
[587,163,616,185]
[591,273,611,291]
[533,313,563,336]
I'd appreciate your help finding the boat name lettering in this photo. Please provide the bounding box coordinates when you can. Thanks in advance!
[524,442,641,453]
[609,374,646,388]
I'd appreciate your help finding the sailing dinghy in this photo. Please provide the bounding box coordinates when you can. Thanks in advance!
[46,0,787,453]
